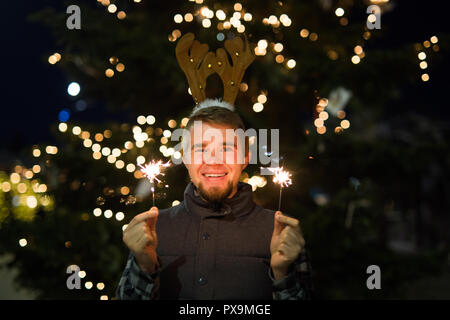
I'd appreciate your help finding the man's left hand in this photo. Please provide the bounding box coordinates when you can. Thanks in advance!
[270,211,305,280]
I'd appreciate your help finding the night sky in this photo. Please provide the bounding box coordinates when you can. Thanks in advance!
[1,0,448,152]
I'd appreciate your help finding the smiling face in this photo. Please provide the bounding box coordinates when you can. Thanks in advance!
[183,121,249,203]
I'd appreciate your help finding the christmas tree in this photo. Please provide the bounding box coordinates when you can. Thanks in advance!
[0,0,449,299]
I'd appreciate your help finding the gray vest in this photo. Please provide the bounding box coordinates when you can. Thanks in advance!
[156,182,275,299]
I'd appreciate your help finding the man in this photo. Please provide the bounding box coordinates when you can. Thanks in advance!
[116,104,312,300]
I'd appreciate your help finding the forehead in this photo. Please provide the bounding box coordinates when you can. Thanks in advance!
[188,121,238,145]
[189,121,235,131]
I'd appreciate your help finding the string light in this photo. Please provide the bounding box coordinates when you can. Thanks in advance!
[117,11,126,20]
[115,160,125,169]
[67,82,80,96]
[202,19,212,28]
[58,123,68,132]
[48,53,61,65]
[109,56,119,65]
[309,33,318,41]
[416,36,438,82]
[257,94,267,104]
[181,117,189,127]
[351,55,361,64]
[253,103,264,112]
[104,210,113,219]
[216,10,226,20]
[105,69,114,78]
[340,119,351,129]
[273,43,284,53]
[111,148,121,157]
[115,212,125,221]
[286,59,296,69]
[317,126,326,134]
[32,148,41,157]
[116,63,125,72]
[45,146,58,155]
[280,14,292,27]
[367,14,377,24]
[24,170,33,179]
[107,4,117,13]
[172,200,181,206]
[335,8,345,17]
[83,139,93,148]
[174,14,183,23]
[147,115,156,125]
[244,175,267,191]
[126,163,136,173]
[95,133,104,142]
[2,181,11,192]
[93,208,102,217]
[72,126,81,135]
[300,29,309,38]
[19,238,28,247]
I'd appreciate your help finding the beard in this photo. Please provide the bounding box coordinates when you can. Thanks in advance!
[197,180,234,211]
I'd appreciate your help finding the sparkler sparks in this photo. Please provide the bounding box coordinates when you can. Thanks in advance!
[267,167,292,211]
[138,160,171,206]
[268,167,292,188]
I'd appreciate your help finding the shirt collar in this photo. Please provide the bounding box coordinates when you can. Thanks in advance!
[183,182,255,218]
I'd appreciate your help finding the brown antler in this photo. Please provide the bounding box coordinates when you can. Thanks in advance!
[212,34,255,104]
[175,33,216,104]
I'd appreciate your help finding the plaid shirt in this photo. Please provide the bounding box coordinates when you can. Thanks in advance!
[116,250,313,300]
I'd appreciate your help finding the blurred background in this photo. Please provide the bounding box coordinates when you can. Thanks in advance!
[0,0,449,299]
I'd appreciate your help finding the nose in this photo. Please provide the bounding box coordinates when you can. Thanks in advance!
[203,146,224,165]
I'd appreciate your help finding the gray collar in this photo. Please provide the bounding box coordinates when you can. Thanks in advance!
[183,182,255,218]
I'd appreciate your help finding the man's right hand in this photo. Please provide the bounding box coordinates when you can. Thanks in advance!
[123,207,159,275]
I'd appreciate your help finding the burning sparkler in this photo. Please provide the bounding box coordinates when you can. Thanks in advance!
[139,160,171,206]
[267,167,292,211]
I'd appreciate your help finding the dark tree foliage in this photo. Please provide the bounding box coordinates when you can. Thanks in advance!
[0,0,448,299]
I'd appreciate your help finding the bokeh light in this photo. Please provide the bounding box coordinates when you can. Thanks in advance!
[67,82,80,96]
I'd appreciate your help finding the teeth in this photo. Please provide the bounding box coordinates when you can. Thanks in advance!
[205,174,226,177]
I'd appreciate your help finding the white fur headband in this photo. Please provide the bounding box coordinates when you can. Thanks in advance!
[190,98,235,117]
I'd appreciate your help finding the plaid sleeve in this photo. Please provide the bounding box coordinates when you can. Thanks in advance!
[115,252,161,300]
[269,249,314,300]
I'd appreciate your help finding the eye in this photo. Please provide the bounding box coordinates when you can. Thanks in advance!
[223,146,234,152]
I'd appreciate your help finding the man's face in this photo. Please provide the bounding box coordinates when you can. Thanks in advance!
[183,122,248,203]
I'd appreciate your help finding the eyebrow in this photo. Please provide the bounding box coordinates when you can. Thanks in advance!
[191,141,237,150]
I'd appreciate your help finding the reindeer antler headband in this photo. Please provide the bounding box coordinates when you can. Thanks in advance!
[176,33,255,109]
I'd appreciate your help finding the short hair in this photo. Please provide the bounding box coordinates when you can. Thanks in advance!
[185,106,246,131]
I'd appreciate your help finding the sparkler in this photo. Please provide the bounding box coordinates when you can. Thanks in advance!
[268,167,292,211]
[139,160,171,206]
